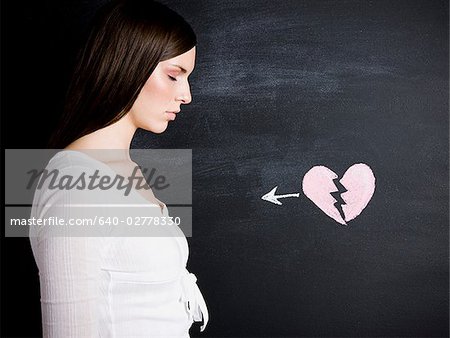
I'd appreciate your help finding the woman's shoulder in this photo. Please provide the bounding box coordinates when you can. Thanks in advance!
[31,150,140,223]
[47,150,108,172]
[34,150,126,204]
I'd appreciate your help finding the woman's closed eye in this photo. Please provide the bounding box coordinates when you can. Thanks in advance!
[168,75,177,81]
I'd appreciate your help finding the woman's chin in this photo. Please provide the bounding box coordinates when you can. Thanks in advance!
[142,123,168,134]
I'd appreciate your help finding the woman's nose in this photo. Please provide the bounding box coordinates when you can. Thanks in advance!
[178,82,192,104]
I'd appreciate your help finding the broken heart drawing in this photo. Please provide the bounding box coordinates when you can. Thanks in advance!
[261,163,375,225]
[302,163,375,225]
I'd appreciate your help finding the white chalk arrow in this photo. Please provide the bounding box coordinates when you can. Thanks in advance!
[261,186,300,205]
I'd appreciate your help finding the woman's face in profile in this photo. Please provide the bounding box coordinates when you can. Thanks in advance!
[129,46,196,133]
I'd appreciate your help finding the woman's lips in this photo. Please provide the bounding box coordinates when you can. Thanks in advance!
[165,111,178,121]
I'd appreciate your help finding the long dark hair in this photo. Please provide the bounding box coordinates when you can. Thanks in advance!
[48,0,196,149]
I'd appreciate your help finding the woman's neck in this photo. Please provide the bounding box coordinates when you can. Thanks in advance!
[64,114,137,163]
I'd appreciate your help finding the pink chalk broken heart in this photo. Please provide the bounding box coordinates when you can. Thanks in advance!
[302,163,375,225]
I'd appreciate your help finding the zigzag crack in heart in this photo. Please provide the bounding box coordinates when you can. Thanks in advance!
[330,177,348,225]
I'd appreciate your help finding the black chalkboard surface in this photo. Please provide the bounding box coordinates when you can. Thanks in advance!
[134,1,449,336]
[2,0,448,337]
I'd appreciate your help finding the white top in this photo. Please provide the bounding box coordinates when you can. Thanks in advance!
[29,151,208,337]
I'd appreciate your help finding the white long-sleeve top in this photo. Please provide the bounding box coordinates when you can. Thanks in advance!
[29,151,208,337]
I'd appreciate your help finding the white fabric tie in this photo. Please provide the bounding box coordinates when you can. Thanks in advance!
[180,271,209,332]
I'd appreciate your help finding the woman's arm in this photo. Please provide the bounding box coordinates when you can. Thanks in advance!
[34,236,102,337]
[30,164,106,337]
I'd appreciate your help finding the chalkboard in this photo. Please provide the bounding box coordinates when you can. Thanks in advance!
[3,0,448,337]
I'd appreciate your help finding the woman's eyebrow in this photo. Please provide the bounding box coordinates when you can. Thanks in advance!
[169,64,188,73]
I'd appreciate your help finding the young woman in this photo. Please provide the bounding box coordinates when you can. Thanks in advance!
[29,0,208,336]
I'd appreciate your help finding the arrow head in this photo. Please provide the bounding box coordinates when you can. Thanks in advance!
[261,186,283,205]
